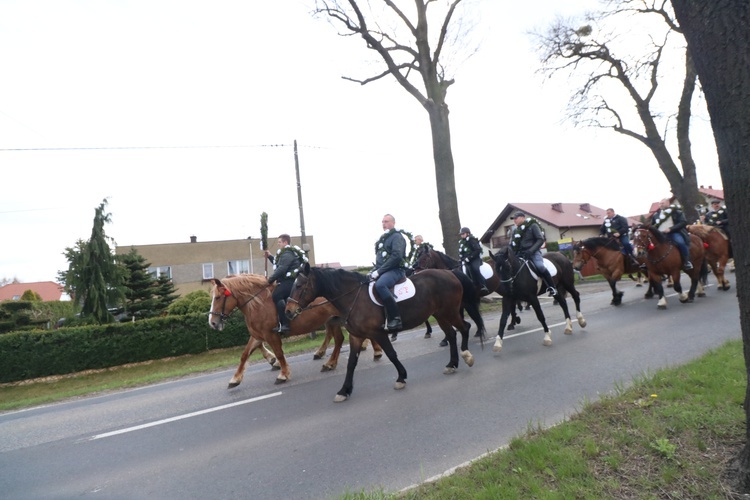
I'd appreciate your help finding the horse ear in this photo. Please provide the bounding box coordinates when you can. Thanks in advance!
[302,262,311,274]
[213,278,222,287]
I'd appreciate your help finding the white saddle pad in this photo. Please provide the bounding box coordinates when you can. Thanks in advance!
[526,258,558,280]
[461,261,494,279]
[368,278,416,306]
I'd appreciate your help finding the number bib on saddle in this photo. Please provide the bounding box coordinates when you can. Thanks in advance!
[368,279,416,305]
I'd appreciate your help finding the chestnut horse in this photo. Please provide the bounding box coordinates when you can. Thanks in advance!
[489,246,586,352]
[286,265,481,402]
[208,274,357,387]
[631,226,706,309]
[687,224,731,291]
[572,237,642,305]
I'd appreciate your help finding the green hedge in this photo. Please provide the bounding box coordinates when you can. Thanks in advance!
[0,313,250,383]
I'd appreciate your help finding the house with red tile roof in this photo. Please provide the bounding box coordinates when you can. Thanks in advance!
[0,281,69,302]
[479,202,640,250]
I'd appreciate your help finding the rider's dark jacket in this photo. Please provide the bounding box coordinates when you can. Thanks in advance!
[374,230,406,273]
[515,223,545,255]
[600,214,629,237]
[267,247,302,284]
[705,206,729,231]
[650,206,690,242]
[458,234,482,263]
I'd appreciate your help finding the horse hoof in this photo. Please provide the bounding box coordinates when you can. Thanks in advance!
[636,283,642,287]
[271,365,281,371]
[507,324,515,331]
[578,319,587,328]
[424,332,431,339]
[564,327,573,335]
[514,317,521,324]
[492,337,503,353]
[439,339,448,347]
[321,365,334,372]
[394,381,406,390]
[334,394,348,403]
[461,350,474,367]
[543,333,552,346]
[373,353,383,361]
[697,291,706,297]
[443,366,457,375]
[313,354,323,360]
[227,381,240,389]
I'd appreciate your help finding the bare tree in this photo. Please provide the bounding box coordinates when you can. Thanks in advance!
[536,0,706,220]
[671,0,750,492]
[314,0,469,257]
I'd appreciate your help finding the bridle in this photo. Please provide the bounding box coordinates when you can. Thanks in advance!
[634,228,674,266]
[209,283,273,326]
[287,272,367,326]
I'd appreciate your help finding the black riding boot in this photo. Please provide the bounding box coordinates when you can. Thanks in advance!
[540,269,557,296]
[272,299,291,335]
[681,252,694,271]
[382,296,402,332]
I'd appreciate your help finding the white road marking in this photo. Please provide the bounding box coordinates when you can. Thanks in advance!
[89,392,282,441]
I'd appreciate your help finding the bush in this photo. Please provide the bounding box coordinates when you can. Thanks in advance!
[0,312,250,383]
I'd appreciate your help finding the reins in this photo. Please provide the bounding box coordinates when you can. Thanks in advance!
[287,273,367,326]
[210,282,274,323]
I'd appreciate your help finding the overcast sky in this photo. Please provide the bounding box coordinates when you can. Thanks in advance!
[0,0,721,283]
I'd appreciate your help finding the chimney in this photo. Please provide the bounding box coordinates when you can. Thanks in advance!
[579,203,591,213]
[190,235,197,243]
[551,203,563,212]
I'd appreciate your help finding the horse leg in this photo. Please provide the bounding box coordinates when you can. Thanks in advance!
[260,343,279,370]
[555,293,574,335]
[493,300,512,352]
[607,278,624,306]
[335,335,364,402]
[454,310,475,367]
[321,323,343,372]
[424,319,432,338]
[313,328,332,361]
[568,285,587,328]
[673,272,691,303]
[651,276,667,309]
[263,334,290,384]
[228,336,263,389]
[370,339,383,360]
[528,298,552,346]
[360,338,370,351]
[373,333,407,390]
[436,318,460,374]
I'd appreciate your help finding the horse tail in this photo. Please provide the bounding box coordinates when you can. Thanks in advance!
[452,270,486,342]
[700,256,709,283]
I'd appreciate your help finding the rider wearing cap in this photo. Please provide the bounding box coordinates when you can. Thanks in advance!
[510,211,557,296]
[705,199,730,240]
[650,198,693,271]
[458,227,490,294]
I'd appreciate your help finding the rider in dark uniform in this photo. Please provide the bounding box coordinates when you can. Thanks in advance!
[705,199,730,240]
[510,211,557,296]
[458,227,490,294]
[368,214,407,332]
[650,198,693,271]
[600,208,639,267]
[265,234,305,335]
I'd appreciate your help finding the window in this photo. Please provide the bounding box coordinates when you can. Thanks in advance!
[148,266,172,279]
[227,259,249,275]
[203,263,214,280]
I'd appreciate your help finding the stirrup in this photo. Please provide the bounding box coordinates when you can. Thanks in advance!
[547,287,557,297]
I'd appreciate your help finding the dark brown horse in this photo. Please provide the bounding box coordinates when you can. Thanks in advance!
[572,237,642,305]
[489,246,586,352]
[687,224,731,291]
[413,247,521,332]
[631,226,706,309]
[208,274,359,387]
[286,264,482,402]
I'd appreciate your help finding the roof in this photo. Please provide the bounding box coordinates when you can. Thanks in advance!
[0,281,68,302]
[480,202,640,244]
[699,185,724,202]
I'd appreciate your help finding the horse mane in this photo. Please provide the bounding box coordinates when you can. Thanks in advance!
[215,274,273,313]
[642,225,668,244]
[311,267,368,295]
[583,237,621,252]
[435,250,460,268]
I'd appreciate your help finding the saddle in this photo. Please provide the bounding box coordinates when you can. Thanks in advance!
[519,257,558,280]
[368,277,415,305]
[460,261,494,280]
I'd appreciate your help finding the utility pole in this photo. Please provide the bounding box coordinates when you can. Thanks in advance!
[294,140,308,251]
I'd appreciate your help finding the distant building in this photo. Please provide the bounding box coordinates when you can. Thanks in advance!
[115,235,315,296]
[0,281,69,301]
[480,202,640,250]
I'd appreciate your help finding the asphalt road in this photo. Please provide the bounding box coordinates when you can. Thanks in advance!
[0,273,741,499]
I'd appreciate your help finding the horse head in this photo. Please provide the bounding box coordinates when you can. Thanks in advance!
[208,277,238,331]
[632,225,662,259]
[286,263,317,320]
[489,246,513,277]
